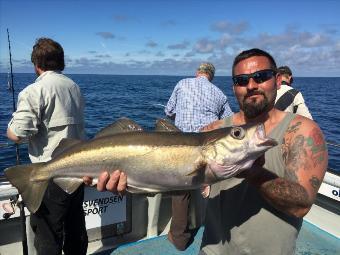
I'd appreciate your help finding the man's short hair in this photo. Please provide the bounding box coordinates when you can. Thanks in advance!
[278,66,292,76]
[31,38,65,71]
[232,48,277,76]
[197,62,215,80]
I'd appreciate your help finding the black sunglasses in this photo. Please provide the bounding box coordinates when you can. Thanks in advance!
[232,69,276,86]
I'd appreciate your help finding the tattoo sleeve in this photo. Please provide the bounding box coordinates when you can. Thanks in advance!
[256,123,327,217]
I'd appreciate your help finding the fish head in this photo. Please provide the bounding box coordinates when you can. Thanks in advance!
[204,123,277,180]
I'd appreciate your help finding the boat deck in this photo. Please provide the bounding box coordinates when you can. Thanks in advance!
[87,221,340,255]
[2,220,339,255]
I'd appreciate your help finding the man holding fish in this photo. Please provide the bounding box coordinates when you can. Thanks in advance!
[94,48,328,254]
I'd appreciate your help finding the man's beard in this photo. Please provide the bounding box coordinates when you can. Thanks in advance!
[241,91,270,119]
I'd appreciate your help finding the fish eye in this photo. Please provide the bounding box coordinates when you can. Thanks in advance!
[231,127,245,140]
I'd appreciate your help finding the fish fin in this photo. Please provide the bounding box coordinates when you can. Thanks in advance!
[53,177,84,194]
[94,117,143,138]
[186,170,197,176]
[52,138,83,158]
[4,163,48,213]
[155,119,180,132]
[185,160,207,176]
[201,127,232,146]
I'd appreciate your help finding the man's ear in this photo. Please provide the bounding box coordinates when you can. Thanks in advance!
[34,65,44,76]
[289,75,294,84]
[276,73,281,90]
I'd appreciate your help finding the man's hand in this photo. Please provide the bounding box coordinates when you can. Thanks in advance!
[200,185,210,198]
[83,170,127,193]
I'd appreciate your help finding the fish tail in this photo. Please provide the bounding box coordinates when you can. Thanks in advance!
[4,163,48,213]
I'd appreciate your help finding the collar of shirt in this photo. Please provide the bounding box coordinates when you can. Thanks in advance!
[197,75,209,81]
[35,70,61,82]
[281,80,290,86]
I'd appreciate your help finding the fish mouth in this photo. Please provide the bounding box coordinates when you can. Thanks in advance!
[255,124,278,147]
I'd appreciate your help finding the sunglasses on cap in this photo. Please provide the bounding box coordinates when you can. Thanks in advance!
[232,69,276,86]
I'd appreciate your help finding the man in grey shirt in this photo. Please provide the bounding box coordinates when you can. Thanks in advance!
[7,38,87,255]
[199,49,327,255]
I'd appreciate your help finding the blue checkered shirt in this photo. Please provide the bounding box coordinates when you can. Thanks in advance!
[165,76,233,132]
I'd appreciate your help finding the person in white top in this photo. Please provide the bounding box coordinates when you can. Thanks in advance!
[7,38,87,255]
[275,66,313,119]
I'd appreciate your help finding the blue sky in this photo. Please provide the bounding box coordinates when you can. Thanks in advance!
[0,0,339,76]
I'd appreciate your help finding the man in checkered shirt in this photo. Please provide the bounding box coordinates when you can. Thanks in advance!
[165,63,233,132]
[164,63,233,250]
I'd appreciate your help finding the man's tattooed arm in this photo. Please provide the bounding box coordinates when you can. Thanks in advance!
[247,118,328,218]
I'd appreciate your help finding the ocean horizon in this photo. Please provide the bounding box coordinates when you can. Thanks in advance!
[2,72,340,78]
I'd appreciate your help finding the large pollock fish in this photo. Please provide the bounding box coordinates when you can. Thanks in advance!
[5,118,277,213]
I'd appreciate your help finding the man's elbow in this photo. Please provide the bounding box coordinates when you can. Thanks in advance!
[165,113,175,120]
[7,128,21,143]
[286,198,314,218]
[289,206,312,218]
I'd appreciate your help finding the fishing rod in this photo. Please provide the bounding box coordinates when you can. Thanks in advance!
[6,28,28,255]
[7,28,20,165]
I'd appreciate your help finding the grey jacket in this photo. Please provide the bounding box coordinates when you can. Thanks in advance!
[8,71,85,162]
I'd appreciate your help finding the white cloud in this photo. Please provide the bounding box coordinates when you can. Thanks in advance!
[194,38,215,54]
[96,32,115,39]
[95,54,112,58]
[161,20,176,27]
[211,21,249,34]
[168,41,189,50]
[146,40,158,48]
[156,51,165,57]
[113,15,129,22]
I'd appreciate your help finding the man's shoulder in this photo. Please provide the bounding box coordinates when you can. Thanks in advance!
[276,85,301,105]
[49,72,75,83]
[281,84,300,93]
[284,114,320,142]
[19,81,42,96]
[179,77,195,83]
[174,77,196,90]
[278,84,291,92]
[39,71,78,88]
